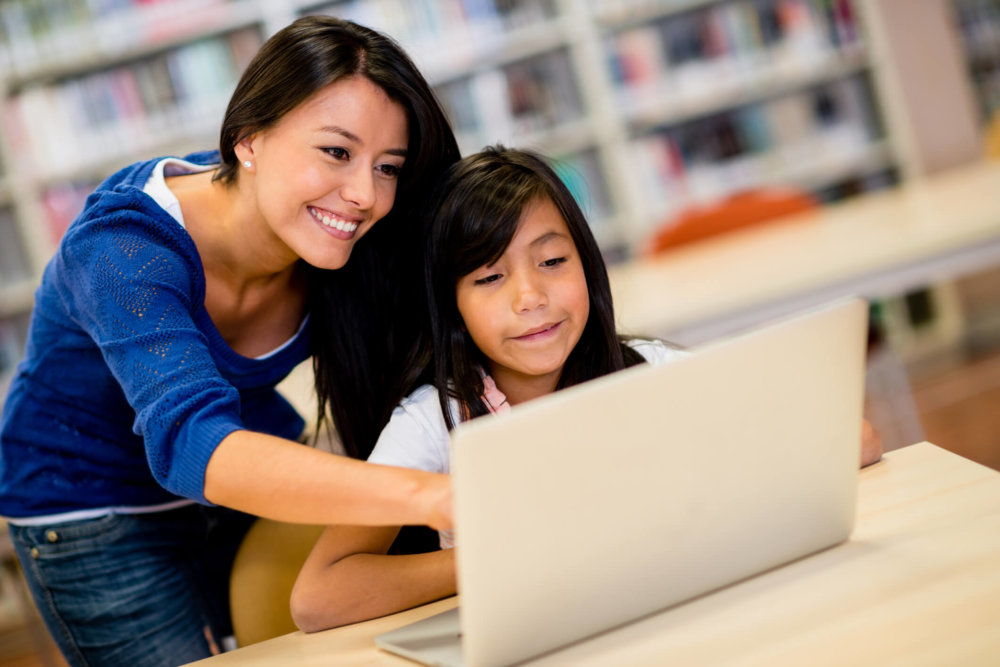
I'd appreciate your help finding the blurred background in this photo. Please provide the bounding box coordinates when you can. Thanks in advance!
[0,1,998,664]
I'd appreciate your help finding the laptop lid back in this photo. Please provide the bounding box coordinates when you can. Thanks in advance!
[450,298,868,666]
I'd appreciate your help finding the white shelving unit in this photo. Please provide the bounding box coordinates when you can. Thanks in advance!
[0,0,983,392]
[616,50,871,128]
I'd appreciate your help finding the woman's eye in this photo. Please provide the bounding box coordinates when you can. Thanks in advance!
[324,147,349,160]
[541,257,567,268]
[474,273,501,285]
[377,163,402,178]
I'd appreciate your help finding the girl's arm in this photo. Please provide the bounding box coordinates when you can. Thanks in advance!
[290,523,456,632]
[860,419,883,468]
[204,430,452,531]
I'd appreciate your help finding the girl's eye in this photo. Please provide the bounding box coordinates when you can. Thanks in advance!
[541,257,567,268]
[474,273,502,286]
[377,163,402,178]
[324,147,349,160]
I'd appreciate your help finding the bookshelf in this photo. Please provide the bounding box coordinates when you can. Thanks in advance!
[597,0,902,244]
[951,0,1000,124]
[0,0,257,79]
[943,0,1000,358]
[294,0,906,251]
[0,0,987,396]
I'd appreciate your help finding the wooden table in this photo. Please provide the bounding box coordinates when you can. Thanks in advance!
[609,160,1000,345]
[189,442,1000,666]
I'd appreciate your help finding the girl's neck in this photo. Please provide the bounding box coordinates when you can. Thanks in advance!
[488,365,562,407]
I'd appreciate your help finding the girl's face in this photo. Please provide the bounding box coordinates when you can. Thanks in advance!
[455,196,590,403]
[237,75,409,270]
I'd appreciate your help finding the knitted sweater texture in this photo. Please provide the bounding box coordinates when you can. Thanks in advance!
[0,152,309,518]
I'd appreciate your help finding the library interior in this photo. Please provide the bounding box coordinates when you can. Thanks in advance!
[0,0,999,665]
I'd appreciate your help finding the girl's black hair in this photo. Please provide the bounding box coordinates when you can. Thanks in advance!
[425,145,644,431]
[218,16,459,458]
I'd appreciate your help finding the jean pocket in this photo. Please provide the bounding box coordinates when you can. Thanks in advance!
[14,512,133,559]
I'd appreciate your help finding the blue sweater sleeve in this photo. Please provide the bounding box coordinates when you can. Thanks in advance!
[52,186,244,502]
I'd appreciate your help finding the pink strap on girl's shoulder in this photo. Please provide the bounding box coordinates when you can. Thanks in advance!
[480,373,510,414]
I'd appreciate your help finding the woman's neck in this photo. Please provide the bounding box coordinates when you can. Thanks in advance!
[168,170,307,357]
[170,171,300,285]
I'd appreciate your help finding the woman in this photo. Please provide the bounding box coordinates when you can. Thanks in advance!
[0,16,458,666]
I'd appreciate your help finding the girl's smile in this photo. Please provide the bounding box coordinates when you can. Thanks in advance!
[456,196,589,405]
[512,320,564,342]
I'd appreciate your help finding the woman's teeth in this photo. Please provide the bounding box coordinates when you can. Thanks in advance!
[310,207,359,233]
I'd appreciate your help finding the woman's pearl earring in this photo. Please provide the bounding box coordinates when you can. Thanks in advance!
[243,160,252,168]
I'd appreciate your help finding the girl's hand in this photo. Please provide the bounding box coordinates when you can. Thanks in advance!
[860,419,883,468]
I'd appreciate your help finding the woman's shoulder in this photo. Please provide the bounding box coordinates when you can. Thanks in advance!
[60,158,203,256]
[625,338,689,365]
[91,152,212,195]
[43,159,208,311]
[71,151,218,225]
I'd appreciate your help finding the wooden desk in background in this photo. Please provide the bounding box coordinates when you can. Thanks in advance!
[189,442,1000,666]
[610,160,1000,345]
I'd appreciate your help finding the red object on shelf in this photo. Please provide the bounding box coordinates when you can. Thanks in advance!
[645,188,819,255]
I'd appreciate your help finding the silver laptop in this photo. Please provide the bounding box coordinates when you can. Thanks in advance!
[377,298,868,666]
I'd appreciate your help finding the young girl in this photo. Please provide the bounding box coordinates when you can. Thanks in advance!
[290,145,689,632]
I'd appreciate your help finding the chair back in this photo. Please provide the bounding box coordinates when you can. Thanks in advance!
[986,109,1000,159]
[229,519,324,647]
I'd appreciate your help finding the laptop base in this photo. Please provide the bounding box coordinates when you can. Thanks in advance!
[375,607,464,667]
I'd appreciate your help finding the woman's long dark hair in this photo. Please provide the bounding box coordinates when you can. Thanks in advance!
[425,146,644,431]
[217,16,459,458]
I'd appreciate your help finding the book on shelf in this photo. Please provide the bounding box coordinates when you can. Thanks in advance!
[0,0,236,77]
[0,208,31,288]
[0,313,30,403]
[3,26,261,182]
[433,47,585,154]
[504,49,582,134]
[552,149,614,226]
[952,0,1000,122]
[953,0,1000,56]
[308,0,559,72]
[819,0,861,50]
[605,0,865,106]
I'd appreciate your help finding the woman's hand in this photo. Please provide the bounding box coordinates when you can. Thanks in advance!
[421,473,453,533]
[860,419,883,468]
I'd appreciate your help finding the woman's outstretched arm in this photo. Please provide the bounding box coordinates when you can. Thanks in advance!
[204,430,452,531]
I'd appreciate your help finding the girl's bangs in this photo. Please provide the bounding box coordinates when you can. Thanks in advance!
[449,179,544,279]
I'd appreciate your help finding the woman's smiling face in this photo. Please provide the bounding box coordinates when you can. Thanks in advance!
[238,75,409,270]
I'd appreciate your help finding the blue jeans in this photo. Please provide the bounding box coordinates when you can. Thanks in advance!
[8,504,255,667]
